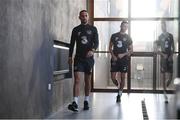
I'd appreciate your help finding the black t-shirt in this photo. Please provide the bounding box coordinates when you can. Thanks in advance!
[156,32,174,54]
[110,32,132,56]
[69,24,99,58]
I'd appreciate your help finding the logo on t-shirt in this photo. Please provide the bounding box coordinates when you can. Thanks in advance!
[165,40,169,48]
[86,30,92,35]
[115,37,119,41]
[117,41,123,48]
[123,37,127,41]
[123,67,127,71]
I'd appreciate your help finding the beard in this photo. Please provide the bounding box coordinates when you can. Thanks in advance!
[81,19,88,24]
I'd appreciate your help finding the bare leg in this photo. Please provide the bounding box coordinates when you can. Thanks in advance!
[167,72,173,87]
[120,72,126,91]
[84,73,92,96]
[111,72,118,87]
[161,72,168,103]
[73,72,81,97]
[68,72,81,111]
[84,73,92,110]
[161,72,166,91]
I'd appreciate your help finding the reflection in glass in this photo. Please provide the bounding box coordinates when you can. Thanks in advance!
[94,0,128,18]
[94,21,128,51]
[131,0,178,17]
[94,53,127,89]
[156,54,177,90]
[131,20,178,52]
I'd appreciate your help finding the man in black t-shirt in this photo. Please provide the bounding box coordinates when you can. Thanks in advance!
[68,10,99,112]
[109,21,133,103]
[154,21,174,103]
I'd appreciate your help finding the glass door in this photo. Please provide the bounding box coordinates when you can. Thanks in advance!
[90,0,179,92]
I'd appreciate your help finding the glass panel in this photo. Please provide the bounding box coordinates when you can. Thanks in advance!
[94,21,128,51]
[131,0,178,18]
[94,0,128,18]
[156,53,177,90]
[131,20,178,52]
[94,53,127,89]
[131,57,153,90]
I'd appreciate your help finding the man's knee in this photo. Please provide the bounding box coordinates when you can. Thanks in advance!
[74,76,80,85]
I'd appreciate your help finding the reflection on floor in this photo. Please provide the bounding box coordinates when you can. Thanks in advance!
[48,93,176,119]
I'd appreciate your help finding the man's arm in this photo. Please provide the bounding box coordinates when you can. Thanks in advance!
[128,44,133,56]
[154,40,167,58]
[169,34,175,60]
[109,39,117,61]
[118,37,133,58]
[86,27,99,58]
[92,27,99,51]
[127,36,133,56]
[171,34,175,54]
[68,29,76,64]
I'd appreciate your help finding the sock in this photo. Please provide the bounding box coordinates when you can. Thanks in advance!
[84,96,89,102]
[73,97,78,104]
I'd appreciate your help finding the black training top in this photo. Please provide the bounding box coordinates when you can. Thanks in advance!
[156,32,174,54]
[69,24,99,58]
[110,32,132,56]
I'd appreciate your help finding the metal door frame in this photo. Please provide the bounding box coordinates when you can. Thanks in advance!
[88,0,179,93]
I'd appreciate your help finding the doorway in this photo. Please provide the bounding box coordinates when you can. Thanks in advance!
[89,0,179,93]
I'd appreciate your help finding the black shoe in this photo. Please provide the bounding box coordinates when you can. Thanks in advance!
[83,101,89,110]
[116,94,121,103]
[68,101,78,112]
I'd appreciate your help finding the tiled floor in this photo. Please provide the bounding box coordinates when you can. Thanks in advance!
[48,93,177,120]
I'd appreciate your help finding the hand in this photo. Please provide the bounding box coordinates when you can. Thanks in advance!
[156,51,167,58]
[86,50,94,58]
[118,53,125,59]
[127,51,131,56]
[168,55,173,61]
[156,50,161,55]
[68,57,73,65]
[112,55,117,61]
[161,53,167,59]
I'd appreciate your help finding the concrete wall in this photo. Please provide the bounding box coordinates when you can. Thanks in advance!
[50,0,87,43]
[0,0,86,118]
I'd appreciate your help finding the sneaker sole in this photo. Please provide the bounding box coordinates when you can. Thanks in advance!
[68,105,78,112]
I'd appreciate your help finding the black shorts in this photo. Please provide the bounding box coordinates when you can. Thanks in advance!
[74,57,94,74]
[110,57,128,73]
[160,56,173,73]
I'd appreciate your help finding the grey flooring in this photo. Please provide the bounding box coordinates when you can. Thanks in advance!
[48,93,177,120]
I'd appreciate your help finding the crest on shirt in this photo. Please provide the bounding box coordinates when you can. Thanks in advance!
[123,37,127,41]
[81,36,88,44]
[86,30,92,35]
[78,32,81,36]
[115,37,119,41]
[161,38,165,41]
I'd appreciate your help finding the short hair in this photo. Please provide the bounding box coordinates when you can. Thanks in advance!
[79,10,88,16]
[121,21,128,26]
